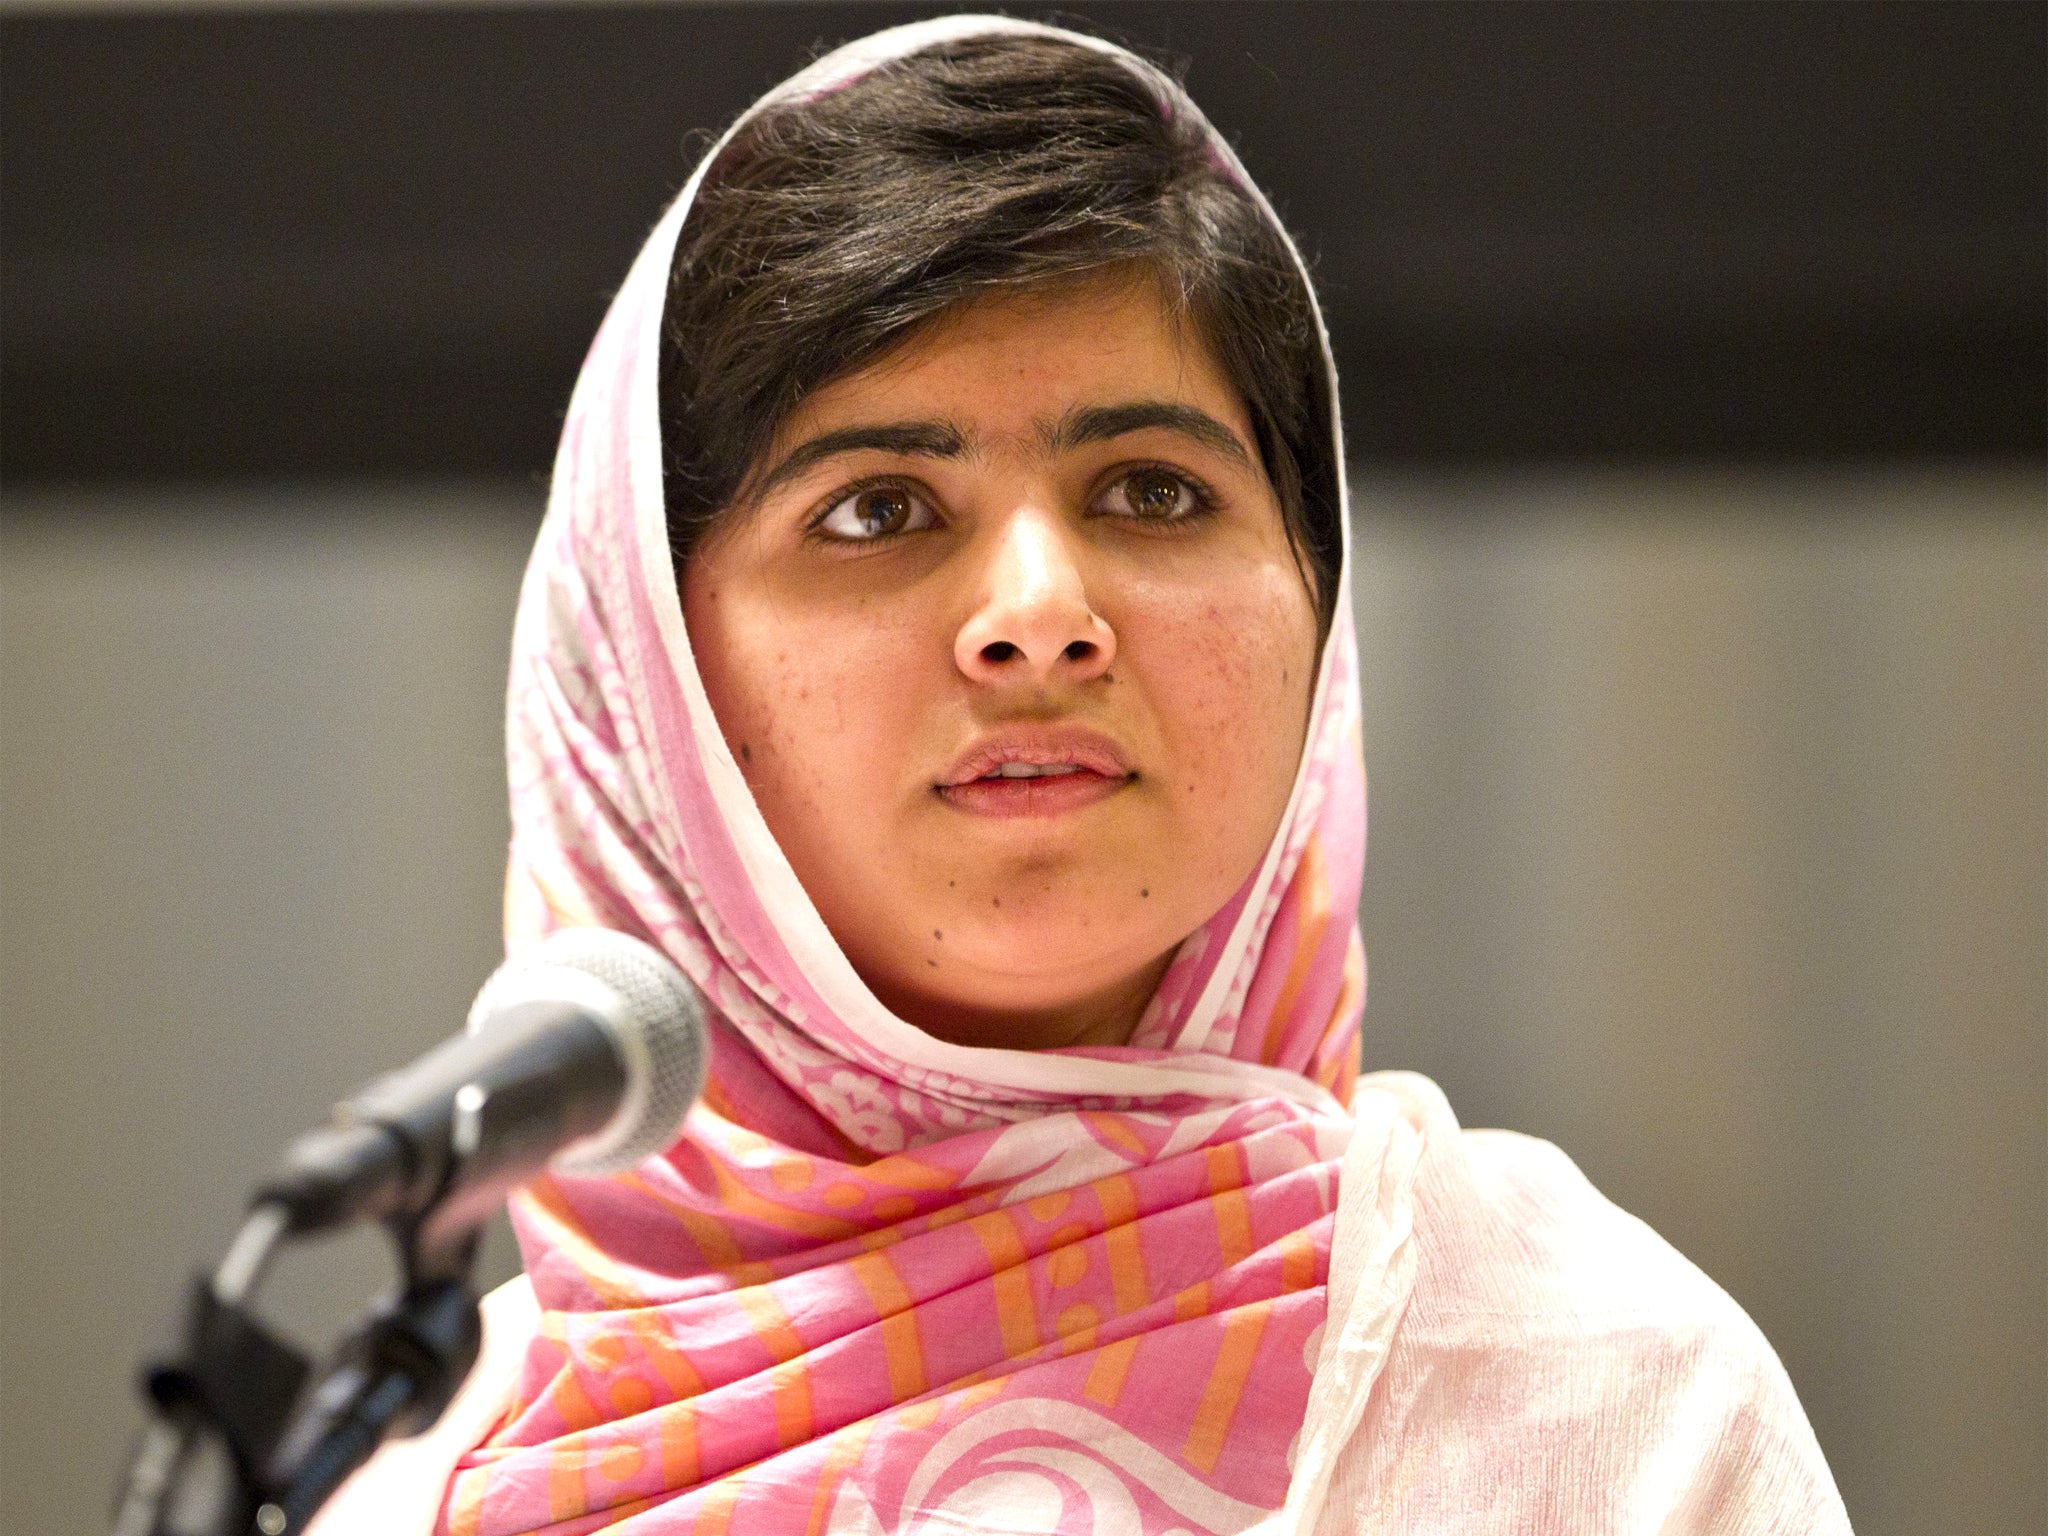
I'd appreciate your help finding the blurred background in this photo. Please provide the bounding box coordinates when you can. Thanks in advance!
[1,2,2040,1532]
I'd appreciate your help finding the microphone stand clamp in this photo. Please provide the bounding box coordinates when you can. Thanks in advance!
[115,1205,483,1536]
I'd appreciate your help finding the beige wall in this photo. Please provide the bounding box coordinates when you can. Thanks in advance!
[0,488,535,1530]
[1,470,2040,1533]
[1351,469,2044,1535]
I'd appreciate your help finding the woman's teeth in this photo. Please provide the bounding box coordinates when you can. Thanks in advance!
[989,762,1082,779]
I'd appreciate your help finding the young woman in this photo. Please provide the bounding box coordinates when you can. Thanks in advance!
[322,17,1849,1534]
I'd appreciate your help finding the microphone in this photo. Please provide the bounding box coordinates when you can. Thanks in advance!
[114,932,706,1536]
[258,929,708,1244]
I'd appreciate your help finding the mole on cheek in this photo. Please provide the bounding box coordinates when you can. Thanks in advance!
[740,742,752,763]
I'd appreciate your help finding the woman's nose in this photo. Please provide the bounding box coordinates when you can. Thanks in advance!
[954,509,1117,687]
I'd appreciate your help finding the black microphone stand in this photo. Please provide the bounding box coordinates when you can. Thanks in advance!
[114,1202,482,1536]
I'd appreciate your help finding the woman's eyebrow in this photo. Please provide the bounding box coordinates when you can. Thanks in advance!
[754,420,969,497]
[1047,401,1252,467]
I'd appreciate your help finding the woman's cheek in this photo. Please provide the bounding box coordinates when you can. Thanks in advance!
[740,605,933,840]
[1130,576,1315,823]
[698,606,826,815]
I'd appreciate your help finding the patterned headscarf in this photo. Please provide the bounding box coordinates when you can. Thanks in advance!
[443,18,1367,1534]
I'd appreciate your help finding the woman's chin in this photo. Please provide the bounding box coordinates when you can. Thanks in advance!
[860,941,1176,1051]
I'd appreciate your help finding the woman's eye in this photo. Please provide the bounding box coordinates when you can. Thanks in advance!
[813,484,938,542]
[1094,467,1206,522]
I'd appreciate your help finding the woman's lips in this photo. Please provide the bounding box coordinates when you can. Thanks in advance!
[937,727,1134,818]
[938,769,1128,819]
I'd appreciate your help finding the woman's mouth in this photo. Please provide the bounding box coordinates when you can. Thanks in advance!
[937,731,1134,818]
[986,762,1081,778]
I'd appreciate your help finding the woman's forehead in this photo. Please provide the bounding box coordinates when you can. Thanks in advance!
[767,274,1254,461]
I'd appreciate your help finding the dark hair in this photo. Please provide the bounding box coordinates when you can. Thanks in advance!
[660,32,1340,629]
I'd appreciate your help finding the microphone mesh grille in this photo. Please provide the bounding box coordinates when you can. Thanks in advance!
[483,929,708,1176]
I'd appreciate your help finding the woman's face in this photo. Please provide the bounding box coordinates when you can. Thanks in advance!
[683,274,1320,1050]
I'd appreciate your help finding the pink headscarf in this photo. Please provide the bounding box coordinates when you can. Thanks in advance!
[443,18,1367,1534]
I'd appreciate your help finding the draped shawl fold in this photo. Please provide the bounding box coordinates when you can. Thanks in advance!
[442,17,1393,1535]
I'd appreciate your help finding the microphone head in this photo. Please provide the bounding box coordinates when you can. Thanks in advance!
[467,929,708,1176]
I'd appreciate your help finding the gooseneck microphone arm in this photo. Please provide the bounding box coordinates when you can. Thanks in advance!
[113,931,708,1536]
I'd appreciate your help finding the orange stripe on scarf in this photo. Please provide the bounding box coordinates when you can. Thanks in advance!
[1096,1175,1151,1315]
[1184,1301,1274,1474]
[1207,1144,1255,1266]
[519,1181,645,1309]
[847,1249,929,1402]
[967,1209,1040,1358]
[1260,836,1334,1065]
[733,1285,815,1447]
